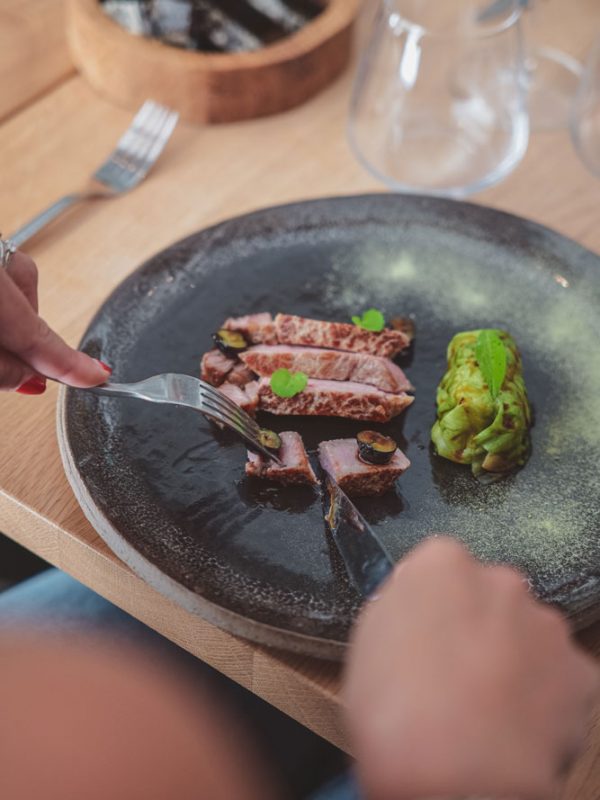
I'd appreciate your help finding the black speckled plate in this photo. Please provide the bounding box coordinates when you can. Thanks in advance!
[58,194,600,659]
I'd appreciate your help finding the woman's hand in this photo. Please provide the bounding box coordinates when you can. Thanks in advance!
[0,251,109,393]
[344,537,599,800]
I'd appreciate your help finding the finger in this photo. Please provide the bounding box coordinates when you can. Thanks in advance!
[402,535,477,579]
[485,564,531,601]
[0,347,38,392]
[567,648,600,729]
[5,251,39,312]
[0,268,109,387]
[576,650,600,700]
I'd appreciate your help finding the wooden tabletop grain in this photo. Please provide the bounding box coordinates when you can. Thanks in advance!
[2,1,600,791]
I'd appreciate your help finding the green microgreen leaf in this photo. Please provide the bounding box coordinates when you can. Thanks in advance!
[270,368,308,399]
[476,329,507,401]
[351,308,385,332]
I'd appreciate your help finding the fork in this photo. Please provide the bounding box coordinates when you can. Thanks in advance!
[84,373,282,464]
[10,101,179,249]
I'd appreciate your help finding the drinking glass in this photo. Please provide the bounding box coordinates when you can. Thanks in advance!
[571,35,600,178]
[348,0,529,197]
[520,0,583,131]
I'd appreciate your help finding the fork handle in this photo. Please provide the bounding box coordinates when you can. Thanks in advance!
[88,381,172,405]
[88,382,148,401]
[9,193,87,249]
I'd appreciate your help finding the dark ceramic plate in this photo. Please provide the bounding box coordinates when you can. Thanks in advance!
[58,195,600,659]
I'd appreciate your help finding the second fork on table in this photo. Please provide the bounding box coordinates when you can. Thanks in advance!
[10,100,179,249]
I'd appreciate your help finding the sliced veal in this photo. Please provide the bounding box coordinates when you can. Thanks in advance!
[223,313,277,345]
[275,314,409,358]
[218,380,260,415]
[258,378,413,423]
[201,349,254,387]
[246,431,317,486]
[319,438,410,496]
[240,345,412,394]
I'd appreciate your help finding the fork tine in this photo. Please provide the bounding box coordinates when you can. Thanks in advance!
[202,405,282,465]
[94,101,178,189]
[112,103,169,171]
[201,396,259,439]
[199,382,261,431]
[118,109,177,187]
[202,402,257,440]
[144,110,179,171]
[94,101,157,178]
[202,386,258,426]
[105,108,168,181]
[109,101,160,162]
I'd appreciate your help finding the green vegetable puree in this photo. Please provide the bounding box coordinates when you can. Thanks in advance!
[431,330,531,475]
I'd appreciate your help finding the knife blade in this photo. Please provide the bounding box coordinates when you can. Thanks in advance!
[323,472,394,598]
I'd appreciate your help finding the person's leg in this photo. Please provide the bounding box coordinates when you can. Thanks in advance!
[0,569,348,799]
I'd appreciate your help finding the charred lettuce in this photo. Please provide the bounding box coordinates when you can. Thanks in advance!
[431,330,531,475]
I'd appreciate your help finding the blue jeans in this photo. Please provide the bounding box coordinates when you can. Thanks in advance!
[0,568,360,800]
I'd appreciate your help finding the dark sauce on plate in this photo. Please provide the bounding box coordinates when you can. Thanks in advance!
[100,0,325,52]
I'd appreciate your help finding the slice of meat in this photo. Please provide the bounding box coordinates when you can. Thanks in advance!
[258,378,413,423]
[246,431,317,486]
[243,380,259,409]
[228,361,256,387]
[219,380,260,416]
[223,313,277,345]
[201,349,255,387]
[240,345,413,394]
[275,314,409,358]
[391,316,416,343]
[201,349,236,387]
[319,438,410,496]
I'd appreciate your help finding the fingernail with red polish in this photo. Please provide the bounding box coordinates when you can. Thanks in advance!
[97,360,112,374]
[17,377,47,395]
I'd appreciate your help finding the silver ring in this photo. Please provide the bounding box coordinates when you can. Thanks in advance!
[0,235,16,270]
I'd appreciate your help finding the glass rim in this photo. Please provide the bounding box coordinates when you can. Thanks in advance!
[385,0,523,40]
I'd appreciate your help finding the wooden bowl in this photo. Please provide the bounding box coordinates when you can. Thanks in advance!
[67,0,360,124]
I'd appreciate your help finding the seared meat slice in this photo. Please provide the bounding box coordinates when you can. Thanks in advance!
[246,431,317,486]
[201,349,236,386]
[244,380,259,408]
[219,380,260,416]
[319,438,410,496]
[275,314,409,358]
[258,378,413,423]
[201,349,255,387]
[391,317,416,343]
[223,313,277,345]
[240,345,412,394]
[228,361,256,387]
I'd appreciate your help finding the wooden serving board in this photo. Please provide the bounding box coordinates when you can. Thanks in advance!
[67,0,359,123]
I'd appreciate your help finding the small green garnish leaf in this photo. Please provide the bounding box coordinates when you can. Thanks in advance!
[351,308,385,332]
[476,329,507,400]
[270,368,308,398]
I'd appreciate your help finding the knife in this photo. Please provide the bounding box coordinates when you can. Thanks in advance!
[323,472,394,598]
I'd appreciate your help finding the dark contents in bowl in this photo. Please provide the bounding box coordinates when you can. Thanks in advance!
[100,0,325,53]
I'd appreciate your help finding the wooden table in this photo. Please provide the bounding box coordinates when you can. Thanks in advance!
[1,0,600,792]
